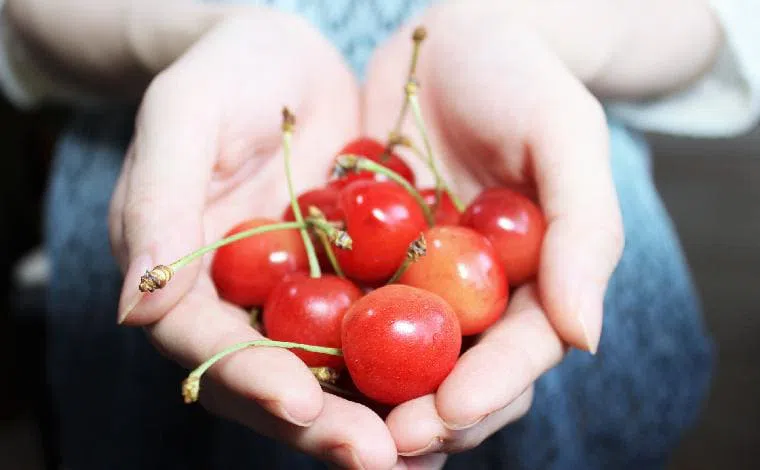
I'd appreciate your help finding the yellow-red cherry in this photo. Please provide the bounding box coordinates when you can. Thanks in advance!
[399,225,508,336]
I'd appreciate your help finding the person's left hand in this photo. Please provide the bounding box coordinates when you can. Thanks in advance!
[361,2,624,467]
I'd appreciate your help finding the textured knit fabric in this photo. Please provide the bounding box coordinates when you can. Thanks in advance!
[39,1,714,469]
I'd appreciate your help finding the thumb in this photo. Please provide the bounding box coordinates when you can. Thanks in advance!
[115,72,218,326]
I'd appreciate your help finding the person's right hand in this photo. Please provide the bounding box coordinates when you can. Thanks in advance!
[108,10,399,469]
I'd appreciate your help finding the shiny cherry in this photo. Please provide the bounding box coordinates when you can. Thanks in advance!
[341,284,461,405]
[460,187,546,285]
[399,225,508,336]
[211,218,308,308]
[263,273,363,369]
[334,179,428,286]
[328,137,416,190]
[281,186,341,222]
[419,188,460,226]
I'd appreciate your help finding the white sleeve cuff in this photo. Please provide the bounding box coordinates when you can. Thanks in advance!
[604,0,760,138]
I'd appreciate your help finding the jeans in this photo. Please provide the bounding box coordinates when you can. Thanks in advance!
[40,106,713,469]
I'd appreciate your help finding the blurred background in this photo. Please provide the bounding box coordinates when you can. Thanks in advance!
[0,95,758,469]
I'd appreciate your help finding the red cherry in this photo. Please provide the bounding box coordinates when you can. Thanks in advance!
[263,273,362,369]
[281,186,341,272]
[328,137,416,189]
[281,186,341,222]
[460,188,546,285]
[334,180,427,286]
[399,225,508,336]
[211,218,308,307]
[341,284,461,405]
[419,188,460,226]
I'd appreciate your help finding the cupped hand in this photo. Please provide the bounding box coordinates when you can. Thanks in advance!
[108,10,398,470]
[362,2,625,465]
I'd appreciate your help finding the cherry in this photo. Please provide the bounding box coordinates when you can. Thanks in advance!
[211,218,308,307]
[420,188,460,226]
[328,137,416,190]
[281,186,341,222]
[263,272,362,369]
[460,187,546,285]
[341,284,461,405]
[398,225,508,336]
[334,179,428,286]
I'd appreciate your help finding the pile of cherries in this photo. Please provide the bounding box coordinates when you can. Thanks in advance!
[139,27,546,408]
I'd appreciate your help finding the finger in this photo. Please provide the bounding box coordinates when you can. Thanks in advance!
[116,66,221,326]
[435,284,565,429]
[387,386,532,458]
[108,144,134,271]
[145,278,325,428]
[204,387,398,470]
[529,80,625,353]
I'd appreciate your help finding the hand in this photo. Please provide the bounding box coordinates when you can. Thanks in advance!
[362,2,624,465]
[108,11,400,469]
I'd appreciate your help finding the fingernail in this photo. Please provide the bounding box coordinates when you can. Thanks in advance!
[265,399,316,427]
[117,253,153,324]
[399,436,445,457]
[577,294,602,354]
[327,444,365,470]
[391,460,408,470]
[442,413,486,431]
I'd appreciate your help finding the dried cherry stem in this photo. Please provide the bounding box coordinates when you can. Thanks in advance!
[390,26,427,140]
[138,221,306,293]
[282,107,321,278]
[310,366,339,384]
[182,339,343,404]
[387,233,427,284]
[306,206,349,278]
[405,80,465,213]
[249,306,261,331]
[336,154,435,227]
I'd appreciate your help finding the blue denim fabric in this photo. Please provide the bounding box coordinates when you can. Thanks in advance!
[41,2,714,468]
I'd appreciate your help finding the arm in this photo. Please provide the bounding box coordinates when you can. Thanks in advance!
[2,0,244,105]
[510,0,724,99]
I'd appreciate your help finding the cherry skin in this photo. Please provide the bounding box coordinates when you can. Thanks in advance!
[341,284,461,405]
[334,179,428,286]
[420,188,460,226]
[281,186,342,272]
[211,218,308,308]
[328,137,416,190]
[460,187,546,285]
[263,272,363,369]
[281,186,341,222]
[399,225,508,336]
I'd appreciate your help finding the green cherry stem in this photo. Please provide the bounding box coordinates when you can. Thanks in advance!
[282,107,321,278]
[138,221,306,293]
[391,26,427,139]
[336,154,435,227]
[405,80,466,213]
[182,339,343,404]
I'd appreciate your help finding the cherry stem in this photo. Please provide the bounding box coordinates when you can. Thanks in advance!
[405,80,465,213]
[336,154,435,227]
[388,132,428,164]
[182,339,342,404]
[391,26,427,139]
[310,366,339,384]
[317,230,345,279]
[387,233,427,284]
[138,221,306,293]
[282,107,321,278]
[249,306,261,331]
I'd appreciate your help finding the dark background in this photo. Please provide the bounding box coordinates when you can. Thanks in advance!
[0,96,758,469]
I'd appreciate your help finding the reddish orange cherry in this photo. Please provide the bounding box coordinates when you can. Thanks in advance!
[398,225,508,336]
